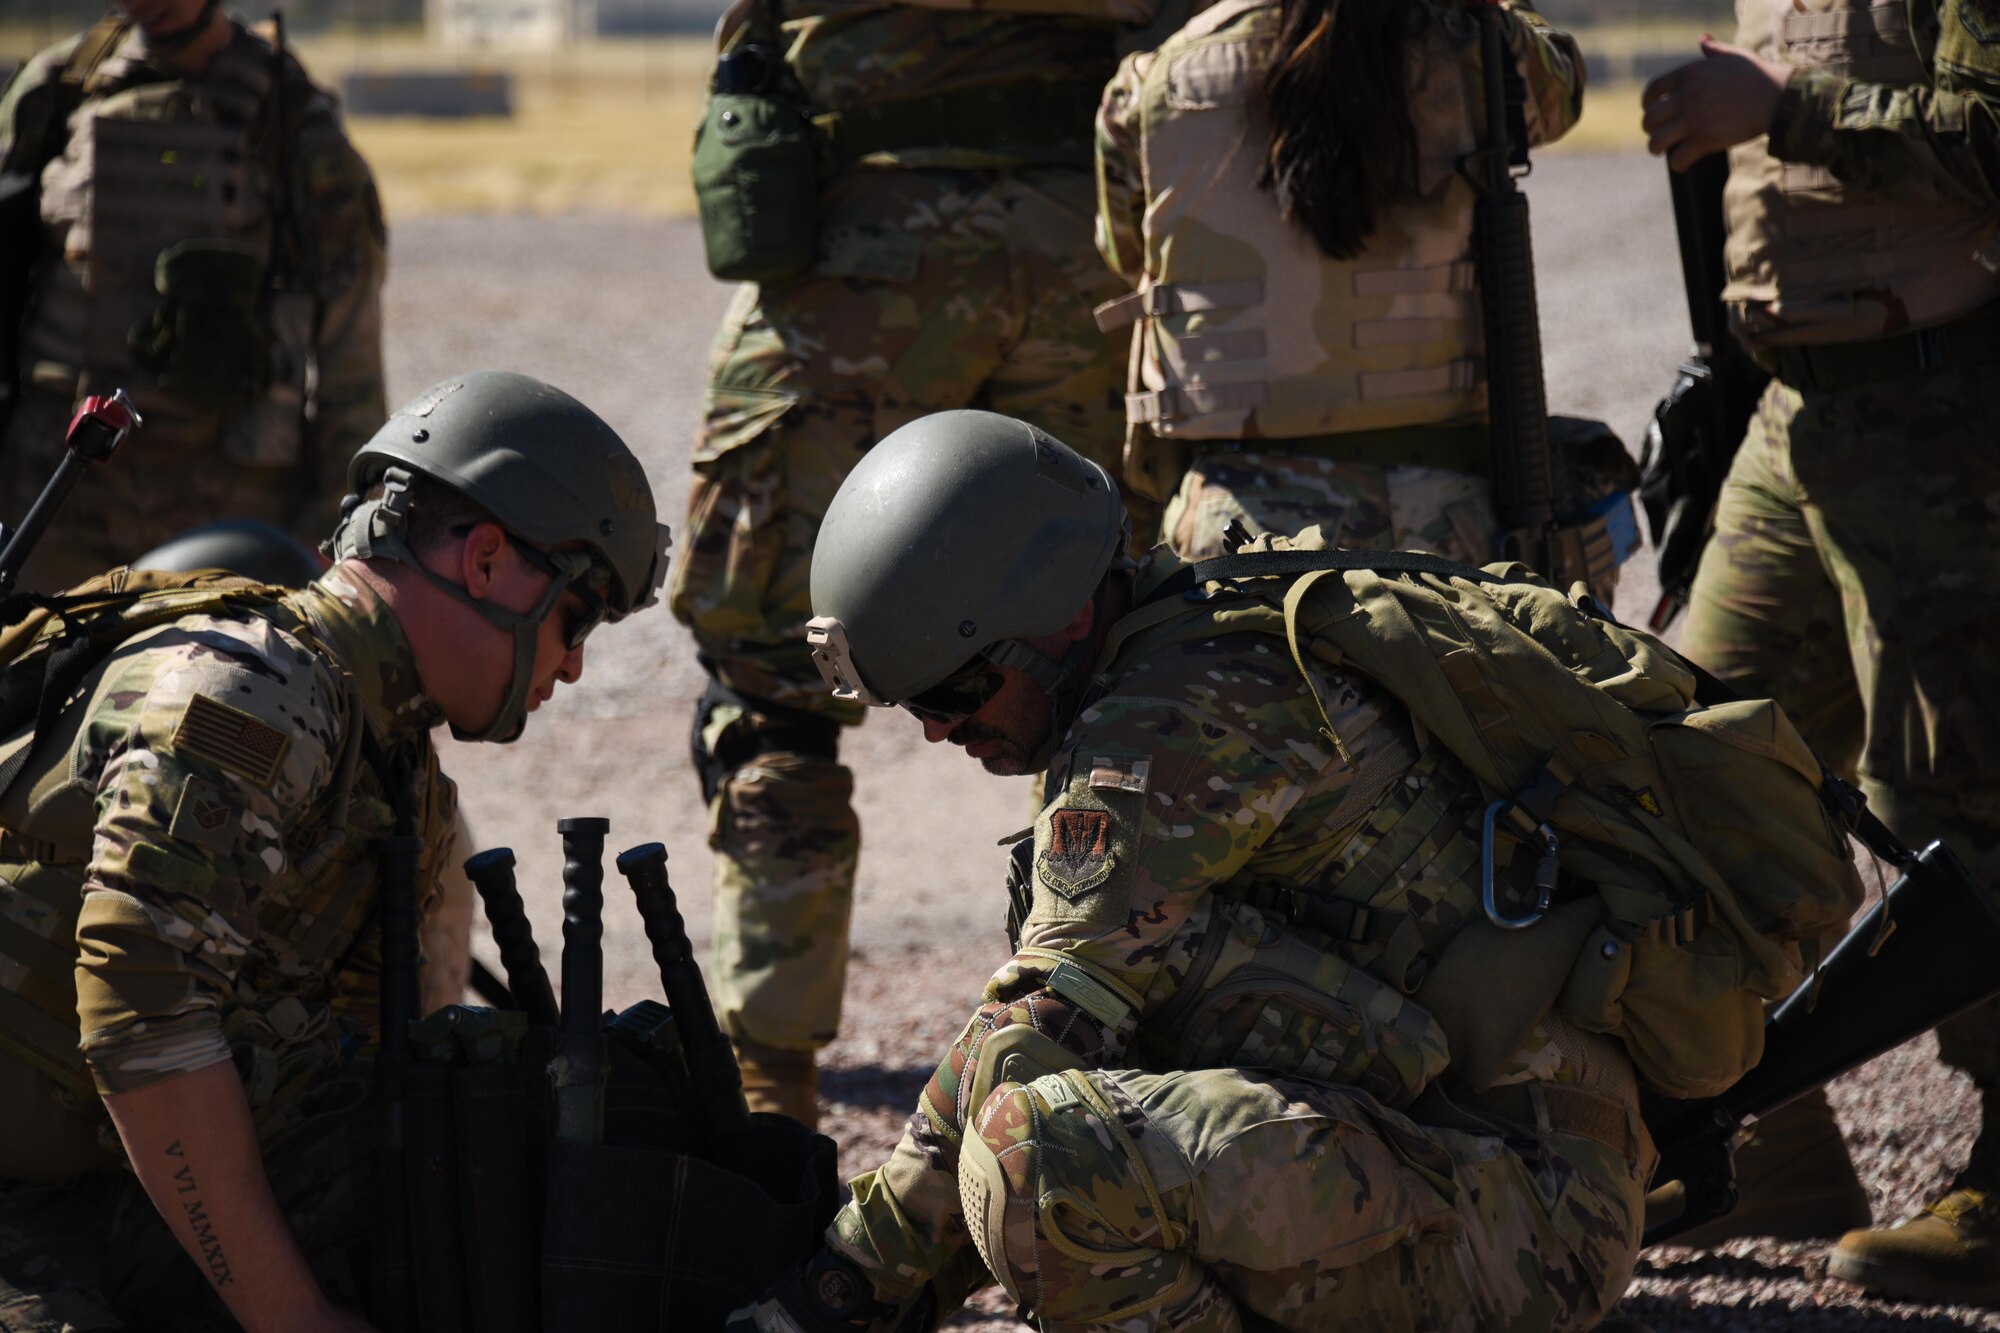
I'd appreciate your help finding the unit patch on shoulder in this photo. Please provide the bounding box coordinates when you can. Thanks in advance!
[1032,750,1151,926]
[1046,809,1113,883]
[168,776,238,854]
[173,693,291,787]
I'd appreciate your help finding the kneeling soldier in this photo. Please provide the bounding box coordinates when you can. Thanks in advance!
[732,411,1694,1331]
[0,371,668,1331]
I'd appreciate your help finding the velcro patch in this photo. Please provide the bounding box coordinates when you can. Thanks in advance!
[172,693,290,787]
[1040,808,1115,899]
[1089,756,1150,794]
[168,776,238,855]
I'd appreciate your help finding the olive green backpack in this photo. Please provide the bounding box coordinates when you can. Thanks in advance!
[0,569,292,805]
[1192,530,1866,1100]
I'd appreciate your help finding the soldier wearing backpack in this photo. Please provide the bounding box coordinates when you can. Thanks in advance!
[726,410,1861,1331]
[0,372,669,1331]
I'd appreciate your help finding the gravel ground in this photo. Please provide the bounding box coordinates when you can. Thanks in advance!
[381,150,1992,1330]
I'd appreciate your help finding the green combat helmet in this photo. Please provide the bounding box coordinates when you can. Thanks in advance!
[328,371,671,743]
[806,410,1126,759]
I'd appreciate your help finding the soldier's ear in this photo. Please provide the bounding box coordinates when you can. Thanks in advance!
[457,521,511,597]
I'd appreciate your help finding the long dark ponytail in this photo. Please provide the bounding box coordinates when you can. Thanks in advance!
[1251,0,1431,260]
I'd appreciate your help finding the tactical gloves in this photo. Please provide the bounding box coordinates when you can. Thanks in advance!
[725,1248,934,1333]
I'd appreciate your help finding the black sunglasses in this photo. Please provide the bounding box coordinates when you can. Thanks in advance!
[900,654,1008,726]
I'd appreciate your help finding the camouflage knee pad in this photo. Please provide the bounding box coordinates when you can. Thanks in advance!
[959,1072,1211,1327]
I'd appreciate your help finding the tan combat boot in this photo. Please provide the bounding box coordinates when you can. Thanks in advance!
[1828,1183,2000,1306]
[1644,1086,1872,1245]
[736,1038,819,1130]
[1829,1089,2000,1307]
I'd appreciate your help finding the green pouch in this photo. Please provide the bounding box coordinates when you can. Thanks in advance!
[128,239,269,411]
[691,85,821,285]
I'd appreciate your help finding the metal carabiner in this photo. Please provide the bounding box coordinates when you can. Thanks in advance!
[1480,798,1560,930]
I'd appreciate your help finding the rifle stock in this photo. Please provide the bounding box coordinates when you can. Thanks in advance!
[1643,839,2000,1245]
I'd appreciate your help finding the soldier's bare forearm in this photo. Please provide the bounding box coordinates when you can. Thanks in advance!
[102,1061,375,1333]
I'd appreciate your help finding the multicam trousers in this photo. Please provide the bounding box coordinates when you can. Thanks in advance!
[958,1067,1649,1332]
[667,165,1128,1052]
[1680,364,2000,1083]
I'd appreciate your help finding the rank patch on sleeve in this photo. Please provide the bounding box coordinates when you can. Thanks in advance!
[172,693,291,787]
[1089,756,1151,794]
[168,776,238,854]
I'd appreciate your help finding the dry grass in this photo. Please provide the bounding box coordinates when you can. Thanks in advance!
[305,35,713,218]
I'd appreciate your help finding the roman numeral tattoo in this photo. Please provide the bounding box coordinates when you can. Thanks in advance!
[163,1140,234,1288]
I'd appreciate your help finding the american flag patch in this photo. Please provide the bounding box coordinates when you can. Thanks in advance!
[172,693,291,787]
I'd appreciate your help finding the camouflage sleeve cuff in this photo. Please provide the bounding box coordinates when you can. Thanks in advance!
[81,1009,235,1097]
[74,881,246,1094]
[1768,66,1846,167]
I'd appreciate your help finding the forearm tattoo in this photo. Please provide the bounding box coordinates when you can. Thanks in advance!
[164,1140,235,1288]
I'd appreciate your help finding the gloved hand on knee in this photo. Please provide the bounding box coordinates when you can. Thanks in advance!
[725,1247,935,1333]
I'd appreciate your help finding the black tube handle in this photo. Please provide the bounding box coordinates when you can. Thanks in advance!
[552,818,610,1147]
[616,842,750,1135]
[557,818,609,1041]
[464,847,559,1028]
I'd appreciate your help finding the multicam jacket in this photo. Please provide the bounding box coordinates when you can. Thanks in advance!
[828,550,1631,1306]
[0,566,454,1159]
[1723,0,2000,348]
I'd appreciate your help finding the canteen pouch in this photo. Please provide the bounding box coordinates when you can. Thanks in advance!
[128,239,270,411]
[691,48,821,285]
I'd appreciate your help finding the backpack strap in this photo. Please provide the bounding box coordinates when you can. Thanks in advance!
[0,17,130,177]
[1150,548,1503,606]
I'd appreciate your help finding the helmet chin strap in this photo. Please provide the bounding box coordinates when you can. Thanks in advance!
[982,579,1115,774]
[328,469,580,744]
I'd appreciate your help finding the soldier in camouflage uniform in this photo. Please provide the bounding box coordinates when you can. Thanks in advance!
[1095,0,1584,565]
[728,412,1655,1332]
[669,0,1151,1126]
[0,0,386,591]
[0,372,669,1331]
[1644,0,2000,1302]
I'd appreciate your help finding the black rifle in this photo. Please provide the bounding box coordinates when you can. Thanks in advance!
[1643,830,2000,1245]
[406,1010,469,1333]
[1638,152,1771,632]
[0,390,139,603]
[1462,3,1555,574]
[369,830,426,1332]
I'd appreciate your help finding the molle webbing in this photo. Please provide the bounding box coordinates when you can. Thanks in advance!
[815,79,1103,170]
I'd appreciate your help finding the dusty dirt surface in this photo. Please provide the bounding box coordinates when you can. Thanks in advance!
[383,150,1993,1330]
